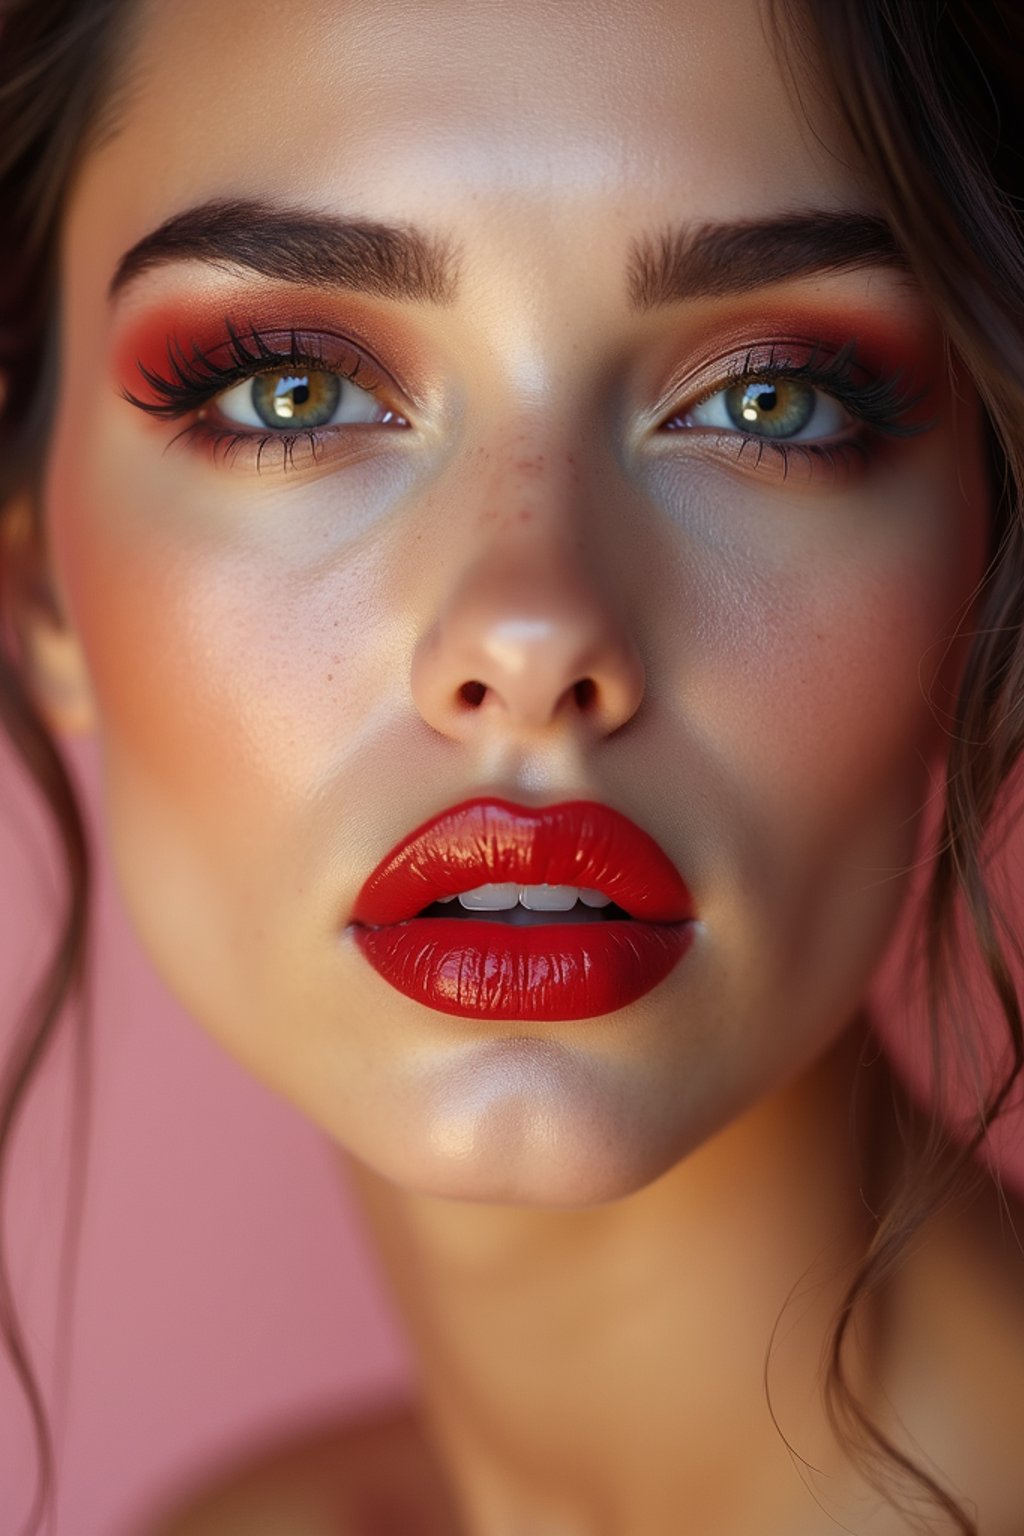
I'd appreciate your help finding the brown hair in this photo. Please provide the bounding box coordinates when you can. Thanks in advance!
[768,4,1024,1529]
[1,1,1023,1532]
[0,7,126,1531]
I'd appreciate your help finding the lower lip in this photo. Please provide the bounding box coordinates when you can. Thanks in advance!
[350,916,695,1021]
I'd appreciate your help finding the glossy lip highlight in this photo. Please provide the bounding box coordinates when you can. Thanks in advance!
[350,797,695,924]
[347,798,697,1021]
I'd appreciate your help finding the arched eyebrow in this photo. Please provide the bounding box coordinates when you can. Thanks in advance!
[108,199,908,309]
[108,197,461,304]
[627,210,909,310]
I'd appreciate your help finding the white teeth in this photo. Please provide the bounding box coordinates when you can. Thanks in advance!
[457,883,521,911]
[519,884,579,912]
[450,883,613,911]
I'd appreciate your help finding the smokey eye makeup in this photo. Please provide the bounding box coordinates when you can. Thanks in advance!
[118,303,934,482]
[662,336,931,480]
[120,317,411,473]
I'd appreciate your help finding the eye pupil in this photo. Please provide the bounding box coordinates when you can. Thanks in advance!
[740,383,777,420]
[252,370,341,427]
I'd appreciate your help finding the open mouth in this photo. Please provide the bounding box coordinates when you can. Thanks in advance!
[348,797,694,1019]
[414,897,634,925]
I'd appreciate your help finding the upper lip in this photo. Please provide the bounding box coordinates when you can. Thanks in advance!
[350,797,695,926]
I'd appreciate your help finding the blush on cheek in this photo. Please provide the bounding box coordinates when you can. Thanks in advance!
[47,451,252,844]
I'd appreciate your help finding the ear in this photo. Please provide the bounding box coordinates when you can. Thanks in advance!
[1,494,97,737]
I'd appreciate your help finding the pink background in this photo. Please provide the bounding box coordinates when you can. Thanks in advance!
[1,731,1022,1536]
[0,734,414,1536]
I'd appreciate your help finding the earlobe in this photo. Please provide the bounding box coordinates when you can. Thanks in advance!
[0,494,97,738]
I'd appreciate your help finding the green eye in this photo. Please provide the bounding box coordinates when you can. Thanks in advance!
[723,378,815,438]
[684,373,851,441]
[215,367,386,430]
[249,371,342,428]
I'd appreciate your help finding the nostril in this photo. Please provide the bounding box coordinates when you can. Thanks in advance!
[458,678,596,710]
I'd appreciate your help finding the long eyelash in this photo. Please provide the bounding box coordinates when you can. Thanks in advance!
[699,338,931,442]
[122,318,362,420]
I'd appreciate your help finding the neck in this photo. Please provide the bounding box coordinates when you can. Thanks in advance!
[344,1018,888,1536]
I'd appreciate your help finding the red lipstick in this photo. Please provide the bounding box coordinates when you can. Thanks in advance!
[348,798,696,1021]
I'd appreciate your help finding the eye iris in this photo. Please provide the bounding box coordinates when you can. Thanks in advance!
[724,378,814,438]
[251,370,341,428]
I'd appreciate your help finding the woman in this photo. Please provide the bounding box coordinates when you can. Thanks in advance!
[2,0,1024,1531]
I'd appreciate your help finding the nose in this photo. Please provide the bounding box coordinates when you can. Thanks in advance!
[410,482,646,744]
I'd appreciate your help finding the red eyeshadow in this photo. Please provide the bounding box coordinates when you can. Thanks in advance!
[113,300,228,394]
[111,289,431,405]
[704,298,941,377]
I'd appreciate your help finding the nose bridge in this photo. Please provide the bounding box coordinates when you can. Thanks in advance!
[409,417,647,743]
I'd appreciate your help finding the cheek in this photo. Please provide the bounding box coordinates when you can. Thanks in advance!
[739,574,941,932]
[44,417,403,972]
[680,425,988,999]
[738,561,942,809]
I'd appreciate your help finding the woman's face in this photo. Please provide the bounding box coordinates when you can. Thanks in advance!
[44,0,986,1203]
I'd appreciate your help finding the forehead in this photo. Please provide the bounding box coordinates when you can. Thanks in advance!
[77,0,868,256]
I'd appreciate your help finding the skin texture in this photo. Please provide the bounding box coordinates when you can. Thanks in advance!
[48,0,983,1206]
[22,0,1024,1530]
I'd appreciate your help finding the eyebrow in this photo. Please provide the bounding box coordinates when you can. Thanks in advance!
[627,210,909,310]
[109,199,907,313]
[108,197,460,304]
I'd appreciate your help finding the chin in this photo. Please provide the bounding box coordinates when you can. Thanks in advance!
[348,1034,704,1208]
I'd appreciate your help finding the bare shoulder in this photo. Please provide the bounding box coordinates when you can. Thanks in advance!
[143,1402,465,1536]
